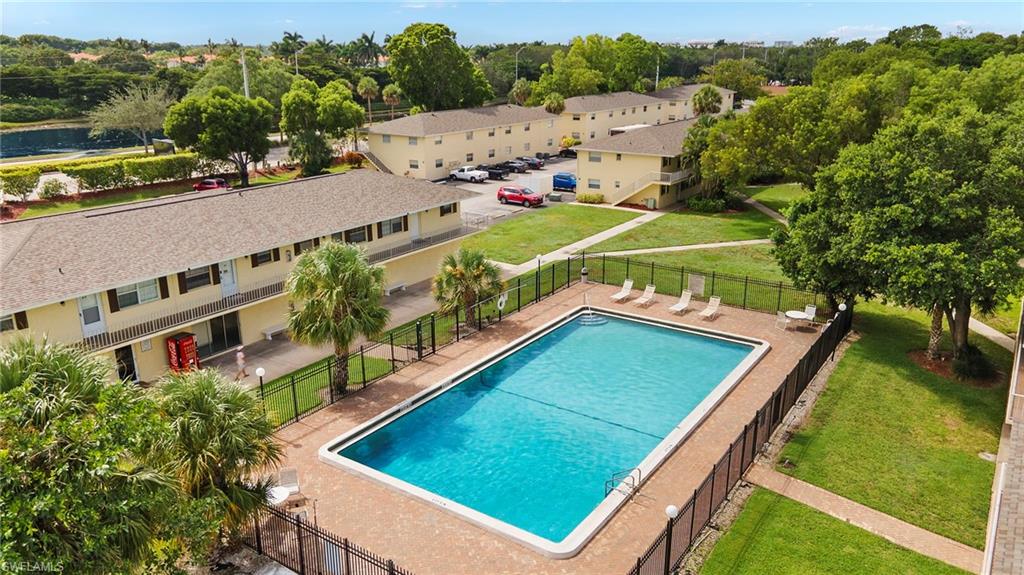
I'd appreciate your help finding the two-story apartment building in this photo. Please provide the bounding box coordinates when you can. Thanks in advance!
[366,105,560,180]
[574,119,697,209]
[649,84,736,122]
[0,170,474,383]
[558,92,667,144]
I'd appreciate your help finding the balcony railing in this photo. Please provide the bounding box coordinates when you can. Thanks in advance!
[366,225,482,264]
[81,274,288,351]
[607,170,689,205]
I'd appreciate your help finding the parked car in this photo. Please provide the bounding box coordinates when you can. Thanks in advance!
[449,165,489,183]
[518,156,545,169]
[499,159,529,173]
[193,178,229,191]
[558,148,578,158]
[552,172,577,192]
[476,164,510,180]
[497,185,544,207]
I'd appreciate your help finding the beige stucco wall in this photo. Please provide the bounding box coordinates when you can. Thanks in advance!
[575,151,662,204]
[0,300,82,347]
[368,119,561,181]
[556,104,665,145]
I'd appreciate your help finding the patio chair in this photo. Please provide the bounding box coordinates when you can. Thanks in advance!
[804,304,817,324]
[668,290,692,314]
[610,279,634,302]
[775,311,791,331]
[633,284,657,307]
[278,467,300,495]
[699,296,722,321]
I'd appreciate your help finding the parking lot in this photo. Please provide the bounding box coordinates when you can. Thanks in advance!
[445,156,578,223]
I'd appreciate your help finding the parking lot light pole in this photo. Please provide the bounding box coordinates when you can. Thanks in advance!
[515,46,526,81]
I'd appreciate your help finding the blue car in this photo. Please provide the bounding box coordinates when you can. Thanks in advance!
[552,172,576,191]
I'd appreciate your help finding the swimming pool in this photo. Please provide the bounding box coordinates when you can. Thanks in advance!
[320,307,769,557]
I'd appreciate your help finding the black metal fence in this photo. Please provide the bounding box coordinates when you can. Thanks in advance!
[624,302,854,575]
[240,505,414,575]
[258,253,828,429]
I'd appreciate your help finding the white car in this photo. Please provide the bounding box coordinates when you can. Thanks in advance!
[449,165,488,183]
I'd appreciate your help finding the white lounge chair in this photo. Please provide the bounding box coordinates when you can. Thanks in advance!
[634,284,656,307]
[699,296,722,320]
[610,279,634,302]
[804,304,817,324]
[776,311,791,330]
[669,290,693,314]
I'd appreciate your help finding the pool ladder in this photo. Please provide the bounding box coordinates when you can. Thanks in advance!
[605,467,642,498]
[579,293,608,326]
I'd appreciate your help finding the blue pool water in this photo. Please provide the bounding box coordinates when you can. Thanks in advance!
[338,313,754,542]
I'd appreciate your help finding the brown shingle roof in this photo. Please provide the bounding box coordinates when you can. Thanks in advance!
[562,91,664,114]
[367,105,557,137]
[0,170,474,314]
[650,83,736,101]
[574,119,698,157]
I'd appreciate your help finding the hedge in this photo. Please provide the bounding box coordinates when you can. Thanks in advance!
[575,192,604,204]
[0,168,42,202]
[61,160,129,192]
[0,152,148,176]
[123,154,198,185]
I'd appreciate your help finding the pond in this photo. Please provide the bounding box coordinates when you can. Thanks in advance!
[0,127,163,159]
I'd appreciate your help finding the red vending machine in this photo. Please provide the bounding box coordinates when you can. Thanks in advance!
[166,332,201,372]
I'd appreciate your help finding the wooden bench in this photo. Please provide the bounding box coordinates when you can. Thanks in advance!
[262,324,287,340]
[384,283,406,296]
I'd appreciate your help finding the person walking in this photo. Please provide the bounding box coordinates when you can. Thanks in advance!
[234,346,249,381]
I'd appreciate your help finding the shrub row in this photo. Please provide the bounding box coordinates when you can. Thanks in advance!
[0,97,79,123]
[0,168,42,202]
[575,192,604,204]
[0,152,148,176]
[61,153,199,192]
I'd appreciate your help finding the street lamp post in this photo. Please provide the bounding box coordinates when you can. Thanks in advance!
[255,367,266,397]
[515,46,526,82]
[664,505,680,574]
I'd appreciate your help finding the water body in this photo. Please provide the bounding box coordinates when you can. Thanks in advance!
[0,127,163,159]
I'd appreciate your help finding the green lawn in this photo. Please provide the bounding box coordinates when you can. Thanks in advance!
[260,354,392,427]
[745,182,806,217]
[616,244,786,282]
[461,204,639,264]
[585,208,779,253]
[701,488,967,575]
[977,295,1022,338]
[18,181,193,219]
[778,302,1011,548]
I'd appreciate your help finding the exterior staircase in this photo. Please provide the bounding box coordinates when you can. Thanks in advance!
[605,170,688,205]
[360,150,392,174]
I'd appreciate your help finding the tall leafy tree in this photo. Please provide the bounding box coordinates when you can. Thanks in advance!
[188,50,295,111]
[88,84,175,153]
[386,23,493,111]
[692,85,723,116]
[155,369,282,534]
[280,77,364,175]
[286,242,390,394]
[0,339,176,573]
[164,86,274,187]
[433,248,505,322]
[698,58,766,100]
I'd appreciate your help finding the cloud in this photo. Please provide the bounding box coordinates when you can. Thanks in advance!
[827,24,892,41]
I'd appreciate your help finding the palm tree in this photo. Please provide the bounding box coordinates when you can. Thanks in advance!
[286,242,390,394]
[357,76,379,122]
[206,38,216,55]
[354,32,381,67]
[680,115,720,196]
[433,248,505,324]
[543,92,566,115]
[382,83,402,119]
[156,368,282,533]
[507,77,531,106]
[314,34,335,53]
[693,85,723,116]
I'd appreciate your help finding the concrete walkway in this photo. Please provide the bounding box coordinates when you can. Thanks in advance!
[591,238,772,257]
[746,464,984,574]
[493,208,664,276]
[969,317,1016,352]
[743,196,788,225]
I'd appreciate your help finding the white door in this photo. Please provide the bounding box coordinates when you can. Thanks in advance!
[409,212,421,241]
[78,293,106,337]
[219,260,238,297]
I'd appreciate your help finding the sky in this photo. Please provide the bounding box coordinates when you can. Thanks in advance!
[2,1,1022,46]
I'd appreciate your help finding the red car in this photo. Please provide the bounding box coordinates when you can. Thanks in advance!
[497,185,544,207]
[193,178,230,191]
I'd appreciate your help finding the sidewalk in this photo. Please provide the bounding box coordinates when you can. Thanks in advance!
[493,208,664,277]
[592,238,772,257]
[743,196,788,224]
[746,464,984,573]
[969,317,1016,352]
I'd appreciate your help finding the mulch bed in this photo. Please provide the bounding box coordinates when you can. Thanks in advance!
[906,349,1001,388]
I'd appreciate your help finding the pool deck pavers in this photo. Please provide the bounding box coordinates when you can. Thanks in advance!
[272,282,820,575]
[746,465,984,574]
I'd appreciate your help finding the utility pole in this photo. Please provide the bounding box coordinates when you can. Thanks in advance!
[240,50,251,98]
[294,52,299,75]
[655,52,660,89]
[514,45,526,81]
